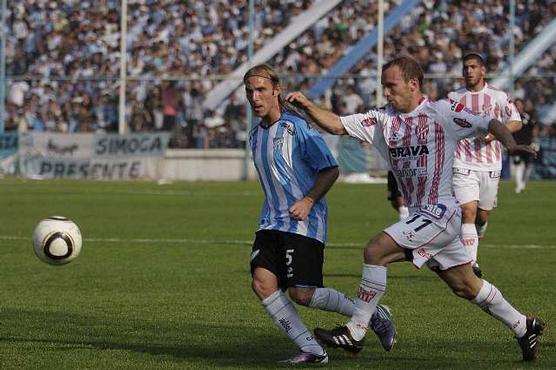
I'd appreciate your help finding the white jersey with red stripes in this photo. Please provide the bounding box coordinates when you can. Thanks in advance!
[341,97,490,208]
[448,83,521,171]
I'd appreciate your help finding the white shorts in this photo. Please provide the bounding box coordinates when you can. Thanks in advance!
[452,168,500,211]
[384,203,472,271]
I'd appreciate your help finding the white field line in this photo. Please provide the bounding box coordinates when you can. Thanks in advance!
[0,235,554,249]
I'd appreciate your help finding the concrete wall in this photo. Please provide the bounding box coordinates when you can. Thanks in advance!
[161,149,257,181]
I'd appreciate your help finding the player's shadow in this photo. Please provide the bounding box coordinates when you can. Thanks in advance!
[0,308,297,368]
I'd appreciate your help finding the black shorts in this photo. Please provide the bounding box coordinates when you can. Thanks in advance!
[387,171,402,200]
[250,230,324,290]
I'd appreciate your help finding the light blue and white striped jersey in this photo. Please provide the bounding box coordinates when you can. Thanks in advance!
[249,110,338,244]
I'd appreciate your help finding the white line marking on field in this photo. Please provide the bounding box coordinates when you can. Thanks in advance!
[1,235,554,249]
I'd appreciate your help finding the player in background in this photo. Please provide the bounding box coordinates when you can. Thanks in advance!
[448,52,522,277]
[512,98,538,193]
[244,64,395,365]
[286,56,544,362]
[387,171,409,220]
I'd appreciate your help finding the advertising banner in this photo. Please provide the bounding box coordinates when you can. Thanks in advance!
[19,133,169,180]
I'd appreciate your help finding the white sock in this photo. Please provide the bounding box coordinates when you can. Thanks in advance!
[346,264,386,341]
[309,287,355,316]
[475,222,488,239]
[514,162,525,191]
[461,223,479,262]
[398,206,409,221]
[262,290,325,355]
[472,280,527,337]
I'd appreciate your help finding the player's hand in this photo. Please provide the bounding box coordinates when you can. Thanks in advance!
[288,196,314,221]
[507,144,538,159]
[286,91,312,110]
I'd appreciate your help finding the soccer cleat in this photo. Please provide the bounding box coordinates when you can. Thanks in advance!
[517,316,546,361]
[472,263,483,278]
[370,304,396,351]
[314,326,364,354]
[278,350,329,365]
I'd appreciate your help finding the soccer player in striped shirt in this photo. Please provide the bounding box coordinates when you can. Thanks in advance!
[286,56,544,361]
[244,64,396,365]
[449,52,523,277]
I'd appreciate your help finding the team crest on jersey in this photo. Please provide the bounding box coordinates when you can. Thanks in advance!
[273,137,284,149]
[361,117,377,127]
[505,106,512,117]
[453,117,472,128]
[450,99,465,112]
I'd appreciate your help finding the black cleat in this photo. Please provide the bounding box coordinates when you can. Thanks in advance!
[278,350,328,365]
[517,316,546,361]
[472,263,483,278]
[314,326,364,354]
[370,304,396,351]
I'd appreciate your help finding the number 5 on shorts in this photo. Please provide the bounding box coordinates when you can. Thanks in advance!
[286,249,294,278]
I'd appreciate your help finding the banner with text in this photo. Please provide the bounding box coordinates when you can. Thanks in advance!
[0,132,18,175]
[19,133,169,180]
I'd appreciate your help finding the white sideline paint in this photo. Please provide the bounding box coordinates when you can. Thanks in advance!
[0,235,553,249]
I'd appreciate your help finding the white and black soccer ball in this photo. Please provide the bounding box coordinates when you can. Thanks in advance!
[32,216,82,265]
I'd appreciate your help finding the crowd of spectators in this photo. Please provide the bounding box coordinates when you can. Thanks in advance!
[4,0,556,150]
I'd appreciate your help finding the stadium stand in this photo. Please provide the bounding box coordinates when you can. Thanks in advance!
[4,0,556,167]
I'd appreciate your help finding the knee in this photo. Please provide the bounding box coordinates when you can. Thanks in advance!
[251,277,275,300]
[461,206,476,222]
[450,280,477,300]
[363,239,385,265]
[288,289,313,306]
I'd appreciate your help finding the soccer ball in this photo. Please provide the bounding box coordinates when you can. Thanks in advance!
[32,216,82,265]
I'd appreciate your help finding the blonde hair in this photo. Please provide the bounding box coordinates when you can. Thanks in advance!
[243,64,310,122]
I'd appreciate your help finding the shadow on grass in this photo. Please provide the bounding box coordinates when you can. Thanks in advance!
[2,308,553,369]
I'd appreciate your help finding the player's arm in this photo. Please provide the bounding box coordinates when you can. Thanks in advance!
[485,119,522,142]
[286,92,347,135]
[289,166,339,221]
[487,119,537,158]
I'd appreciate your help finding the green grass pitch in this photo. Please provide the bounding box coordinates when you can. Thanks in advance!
[0,178,554,369]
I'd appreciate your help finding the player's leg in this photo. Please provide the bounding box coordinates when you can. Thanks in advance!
[295,284,396,351]
[512,155,526,193]
[250,231,327,364]
[476,170,499,237]
[436,261,545,361]
[314,230,407,353]
[453,169,481,271]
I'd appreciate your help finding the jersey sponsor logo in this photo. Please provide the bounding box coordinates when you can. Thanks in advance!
[388,132,402,146]
[453,117,472,128]
[389,145,429,158]
[395,167,427,178]
[357,287,377,303]
[418,203,446,219]
[361,117,377,127]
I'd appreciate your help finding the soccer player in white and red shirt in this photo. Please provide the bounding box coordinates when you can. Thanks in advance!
[448,52,522,277]
[286,56,544,361]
